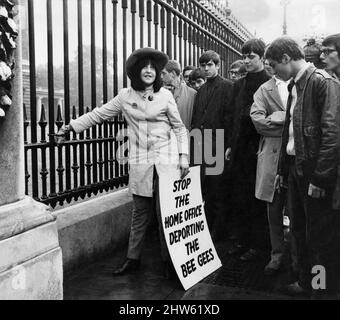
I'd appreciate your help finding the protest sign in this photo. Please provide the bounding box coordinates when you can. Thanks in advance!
[157,165,222,291]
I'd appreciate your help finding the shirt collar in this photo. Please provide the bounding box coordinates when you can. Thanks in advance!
[274,76,290,86]
[294,62,311,83]
[141,87,154,99]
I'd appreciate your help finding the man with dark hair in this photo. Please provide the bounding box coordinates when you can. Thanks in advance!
[190,50,233,240]
[266,36,340,297]
[321,34,340,211]
[226,38,271,261]
[161,60,196,130]
[182,65,196,87]
[199,50,221,66]
[189,68,206,91]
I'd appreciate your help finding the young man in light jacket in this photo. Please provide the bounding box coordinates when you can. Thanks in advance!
[250,75,295,275]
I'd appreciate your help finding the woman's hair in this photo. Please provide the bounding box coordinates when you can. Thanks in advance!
[129,58,163,92]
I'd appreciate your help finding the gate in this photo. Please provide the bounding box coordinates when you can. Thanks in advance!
[23,0,250,208]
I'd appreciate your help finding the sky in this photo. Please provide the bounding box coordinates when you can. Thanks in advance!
[229,0,340,43]
[20,0,340,67]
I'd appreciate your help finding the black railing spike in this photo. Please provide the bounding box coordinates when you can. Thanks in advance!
[72,105,77,119]
[147,0,152,21]
[122,0,128,9]
[139,0,144,17]
[56,104,63,122]
[160,6,165,28]
[39,104,47,124]
[56,104,64,129]
[130,0,136,13]
[153,1,159,25]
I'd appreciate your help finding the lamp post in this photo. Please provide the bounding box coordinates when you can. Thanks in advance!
[280,0,291,35]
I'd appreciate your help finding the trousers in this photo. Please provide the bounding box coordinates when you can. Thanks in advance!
[127,168,170,262]
[267,191,286,263]
[287,160,337,292]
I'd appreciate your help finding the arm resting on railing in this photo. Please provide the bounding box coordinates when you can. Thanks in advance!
[70,92,123,133]
[55,91,123,144]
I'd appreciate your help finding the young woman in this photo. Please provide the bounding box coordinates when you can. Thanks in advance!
[56,48,189,277]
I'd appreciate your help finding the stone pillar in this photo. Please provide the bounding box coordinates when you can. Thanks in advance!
[0,5,63,300]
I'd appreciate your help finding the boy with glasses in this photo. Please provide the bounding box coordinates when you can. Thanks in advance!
[321,34,340,81]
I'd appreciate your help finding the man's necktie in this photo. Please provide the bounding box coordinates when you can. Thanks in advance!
[286,79,296,116]
[283,79,296,158]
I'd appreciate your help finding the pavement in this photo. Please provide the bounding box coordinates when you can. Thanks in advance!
[64,230,324,300]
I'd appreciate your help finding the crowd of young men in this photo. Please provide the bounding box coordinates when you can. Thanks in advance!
[161,34,340,298]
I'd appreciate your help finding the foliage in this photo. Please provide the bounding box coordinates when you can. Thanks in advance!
[36,45,114,110]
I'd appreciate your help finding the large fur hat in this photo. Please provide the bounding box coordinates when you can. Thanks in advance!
[126,47,169,79]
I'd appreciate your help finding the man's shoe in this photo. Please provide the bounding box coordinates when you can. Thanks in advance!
[227,243,244,255]
[264,259,282,276]
[283,281,310,296]
[112,259,141,276]
[240,248,258,262]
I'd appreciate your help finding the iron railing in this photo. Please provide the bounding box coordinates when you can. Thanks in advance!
[23,0,250,208]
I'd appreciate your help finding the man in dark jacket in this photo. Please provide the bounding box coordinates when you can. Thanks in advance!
[225,39,271,261]
[321,34,340,210]
[190,50,233,240]
[266,37,340,297]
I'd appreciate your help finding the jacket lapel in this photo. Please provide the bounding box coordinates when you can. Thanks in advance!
[263,78,285,111]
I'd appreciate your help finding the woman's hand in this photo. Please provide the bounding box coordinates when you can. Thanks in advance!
[55,125,72,145]
[179,154,190,179]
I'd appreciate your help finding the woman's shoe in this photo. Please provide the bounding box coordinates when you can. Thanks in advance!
[240,248,258,261]
[112,259,141,276]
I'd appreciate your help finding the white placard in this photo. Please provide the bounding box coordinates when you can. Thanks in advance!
[157,165,222,291]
